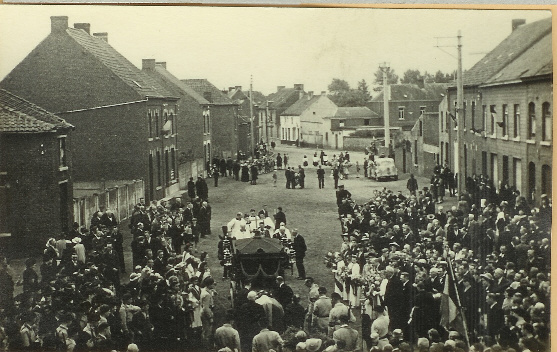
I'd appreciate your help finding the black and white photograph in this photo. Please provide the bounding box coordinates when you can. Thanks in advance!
[0,5,553,352]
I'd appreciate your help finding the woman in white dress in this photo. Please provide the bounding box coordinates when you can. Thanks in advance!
[347,255,361,307]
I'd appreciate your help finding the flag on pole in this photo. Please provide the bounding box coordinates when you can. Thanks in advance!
[440,261,468,341]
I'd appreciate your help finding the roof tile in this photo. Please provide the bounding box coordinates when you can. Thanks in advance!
[0,89,73,133]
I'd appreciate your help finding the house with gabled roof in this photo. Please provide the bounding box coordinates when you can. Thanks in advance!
[0,16,180,203]
[226,86,260,154]
[0,89,74,254]
[141,60,211,183]
[280,91,337,147]
[440,17,552,203]
[325,106,379,150]
[257,84,305,145]
[369,83,449,133]
[182,79,239,160]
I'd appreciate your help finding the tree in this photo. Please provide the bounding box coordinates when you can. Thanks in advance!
[433,70,455,83]
[401,69,424,85]
[373,67,399,86]
[330,89,368,107]
[328,78,351,95]
[357,79,370,98]
[326,78,368,107]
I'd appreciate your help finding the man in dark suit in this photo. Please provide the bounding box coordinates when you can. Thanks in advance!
[274,207,286,230]
[101,209,118,228]
[383,266,404,330]
[317,165,326,189]
[197,201,211,237]
[274,276,294,308]
[485,293,505,338]
[292,230,307,280]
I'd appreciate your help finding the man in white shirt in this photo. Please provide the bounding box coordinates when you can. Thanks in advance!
[228,212,249,239]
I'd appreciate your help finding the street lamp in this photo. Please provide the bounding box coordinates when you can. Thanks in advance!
[379,62,391,149]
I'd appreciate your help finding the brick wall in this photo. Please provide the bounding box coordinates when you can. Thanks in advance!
[445,79,552,202]
[211,105,239,158]
[0,132,73,256]
[0,32,142,113]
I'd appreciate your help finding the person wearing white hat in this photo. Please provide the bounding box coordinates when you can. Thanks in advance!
[72,237,86,264]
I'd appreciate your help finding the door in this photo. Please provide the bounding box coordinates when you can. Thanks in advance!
[482,151,488,176]
[149,154,154,201]
[528,162,536,202]
[541,164,551,196]
[513,158,522,194]
[59,182,69,233]
[402,148,407,173]
[502,156,509,186]
[335,134,338,149]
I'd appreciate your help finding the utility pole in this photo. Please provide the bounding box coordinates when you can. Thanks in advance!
[457,30,464,195]
[249,75,255,158]
[380,62,391,149]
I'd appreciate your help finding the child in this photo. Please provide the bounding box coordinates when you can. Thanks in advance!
[272,170,278,187]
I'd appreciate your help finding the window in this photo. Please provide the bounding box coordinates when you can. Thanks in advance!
[171,148,176,180]
[513,104,520,138]
[528,102,536,139]
[165,150,170,185]
[445,111,450,132]
[471,101,476,129]
[502,104,508,137]
[419,119,423,136]
[398,107,405,120]
[463,101,467,128]
[156,151,162,187]
[148,111,153,138]
[155,111,160,137]
[58,137,67,168]
[364,119,370,126]
[490,105,496,135]
[542,102,551,141]
[414,140,418,164]
[482,105,487,132]
[339,120,345,127]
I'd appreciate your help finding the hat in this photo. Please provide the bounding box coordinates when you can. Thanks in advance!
[305,339,322,352]
[295,331,308,340]
[427,214,436,221]
[72,237,81,244]
[296,343,307,352]
[393,329,403,335]
[480,273,494,281]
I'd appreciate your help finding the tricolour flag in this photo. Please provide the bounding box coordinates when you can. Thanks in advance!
[440,261,468,342]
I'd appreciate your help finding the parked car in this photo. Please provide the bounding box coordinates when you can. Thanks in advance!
[369,157,398,181]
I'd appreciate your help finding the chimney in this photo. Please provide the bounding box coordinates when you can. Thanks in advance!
[142,59,156,70]
[228,87,235,92]
[277,86,285,92]
[74,23,90,35]
[307,91,314,100]
[512,19,526,31]
[294,84,304,91]
[93,32,108,42]
[235,86,242,91]
[155,61,166,69]
[321,91,327,96]
[51,16,68,34]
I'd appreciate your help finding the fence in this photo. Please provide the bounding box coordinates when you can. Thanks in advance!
[73,180,145,229]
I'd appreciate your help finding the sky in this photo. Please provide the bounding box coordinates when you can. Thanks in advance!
[0,5,551,95]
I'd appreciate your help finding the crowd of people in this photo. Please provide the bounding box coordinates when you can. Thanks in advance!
[324,183,551,352]
[0,183,223,351]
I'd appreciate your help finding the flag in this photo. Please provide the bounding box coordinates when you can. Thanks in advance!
[490,106,505,128]
[448,112,457,127]
[440,261,468,342]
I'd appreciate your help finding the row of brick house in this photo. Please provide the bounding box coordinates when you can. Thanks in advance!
[438,17,552,204]
[0,16,242,254]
